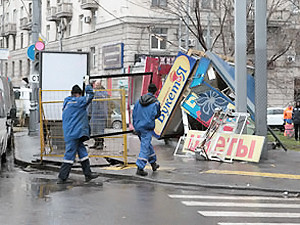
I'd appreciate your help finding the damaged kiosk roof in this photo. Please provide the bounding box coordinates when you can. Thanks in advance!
[205,51,255,120]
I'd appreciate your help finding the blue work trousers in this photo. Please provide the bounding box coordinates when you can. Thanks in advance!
[136,130,157,169]
[63,139,89,164]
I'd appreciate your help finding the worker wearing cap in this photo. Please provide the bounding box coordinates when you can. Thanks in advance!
[132,83,161,176]
[58,84,99,184]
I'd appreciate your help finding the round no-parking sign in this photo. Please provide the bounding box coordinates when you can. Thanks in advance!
[27,44,35,61]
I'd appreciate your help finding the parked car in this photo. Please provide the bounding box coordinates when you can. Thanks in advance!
[0,77,16,166]
[267,107,284,131]
[110,109,129,129]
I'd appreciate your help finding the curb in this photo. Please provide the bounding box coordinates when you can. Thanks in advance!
[14,154,300,195]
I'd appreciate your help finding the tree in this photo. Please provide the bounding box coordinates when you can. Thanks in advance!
[156,0,300,67]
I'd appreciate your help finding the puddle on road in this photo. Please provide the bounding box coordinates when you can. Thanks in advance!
[29,177,105,199]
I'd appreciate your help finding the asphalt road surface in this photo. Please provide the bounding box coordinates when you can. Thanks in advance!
[1,151,300,225]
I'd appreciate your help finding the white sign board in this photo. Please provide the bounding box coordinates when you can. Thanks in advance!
[0,49,9,60]
[30,74,39,83]
[41,51,89,120]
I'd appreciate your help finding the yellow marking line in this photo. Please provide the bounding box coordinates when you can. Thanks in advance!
[102,164,175,171]
[202,170,300,180]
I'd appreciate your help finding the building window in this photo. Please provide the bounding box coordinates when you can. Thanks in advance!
[20,33,24,48]
[20,6,24,18]
[5,36,9,48]
[90,47,96,69]
[150,28,167,50]
[29,3,32,15]
[5,62,8,76]
[0,39,3,48]
[46,25,50,41]
[199,0,217,10]
[12,61,15,77]
[28,33,31,46]
[27,59,30,75]
[152,0,167,7]
[79,14,84,34]
[19,60,22,77]
[13,36,16,50]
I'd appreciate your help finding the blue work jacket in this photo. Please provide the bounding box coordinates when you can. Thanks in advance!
[132,93,161,131]
[62,85,94,142]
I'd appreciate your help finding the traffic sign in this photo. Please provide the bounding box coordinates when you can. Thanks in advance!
[30,73,39,83]
[27,45,35,61]
[35,41,45,51]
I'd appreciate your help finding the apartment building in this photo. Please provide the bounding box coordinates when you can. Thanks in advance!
[0,0,299,107]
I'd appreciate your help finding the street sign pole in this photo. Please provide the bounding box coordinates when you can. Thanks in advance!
[234,0,247,134]
[255,0,268,159]
[29,0,41,136]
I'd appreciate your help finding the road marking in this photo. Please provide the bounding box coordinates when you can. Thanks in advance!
[168,195,300,201]
[218,223,300,225]
[182,201,300,208]
[202,170,300,180]
[198,211,300,218]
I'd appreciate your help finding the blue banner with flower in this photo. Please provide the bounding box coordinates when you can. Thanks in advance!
[182,88,231,127]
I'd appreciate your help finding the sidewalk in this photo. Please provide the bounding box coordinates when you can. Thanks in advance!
[13,127,300,194]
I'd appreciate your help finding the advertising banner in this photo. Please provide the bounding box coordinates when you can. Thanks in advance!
[183,130,265,163]
[182,89,232,127]
[154,52,197,137]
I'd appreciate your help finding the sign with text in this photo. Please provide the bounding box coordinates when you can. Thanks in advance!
[30,73,39,83]
[102,43,124,70]
[154,52,197,137]
[183,130,265,163]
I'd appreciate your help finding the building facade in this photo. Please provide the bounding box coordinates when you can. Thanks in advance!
[0,0,299,107]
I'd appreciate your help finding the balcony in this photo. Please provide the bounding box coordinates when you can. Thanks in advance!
[56,3,73,19]
[81,0,98,11]
[46,7,59,21]
[20,17,32,30]
[3,23,17,36]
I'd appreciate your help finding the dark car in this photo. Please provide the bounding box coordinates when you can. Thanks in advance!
[0,76,16,166]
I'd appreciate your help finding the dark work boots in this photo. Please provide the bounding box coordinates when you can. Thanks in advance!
[136,168,148,176]
[151,162,160,172]
[57,162,73,184]
[81,159,99,182]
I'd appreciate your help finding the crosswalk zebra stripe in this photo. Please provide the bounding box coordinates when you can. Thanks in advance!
[218,223,300,225]
[182,201,300,208]
[168,195,300,201]
[198,211,300,218]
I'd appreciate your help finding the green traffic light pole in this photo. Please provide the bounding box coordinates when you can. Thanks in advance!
[29,0,41,136]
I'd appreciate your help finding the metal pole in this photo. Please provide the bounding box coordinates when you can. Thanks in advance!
[234,0,247,115]
[255,0,268,159]
[29,0,41,135]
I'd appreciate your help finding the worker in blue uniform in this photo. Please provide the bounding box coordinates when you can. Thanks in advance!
[58,84,99,184]
[132,83,161,176]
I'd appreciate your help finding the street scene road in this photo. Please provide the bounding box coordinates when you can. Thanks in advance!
[1,144,300,225]
[1,1,300,225]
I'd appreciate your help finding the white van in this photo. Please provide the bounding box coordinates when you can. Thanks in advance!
[13,87,31,126]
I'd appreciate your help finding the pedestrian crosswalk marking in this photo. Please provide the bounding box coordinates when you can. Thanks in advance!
[182,201,300,208]
[218,223,300,225]
[168,195,300,201]
[198,211,300,218]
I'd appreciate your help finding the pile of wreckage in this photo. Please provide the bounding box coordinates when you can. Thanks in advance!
[152,50,265,163]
